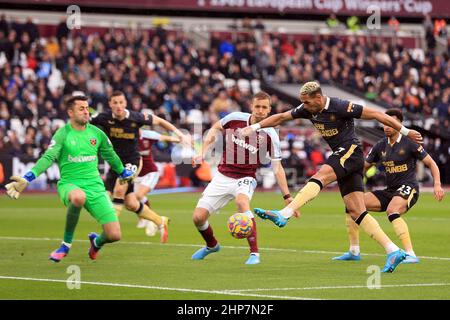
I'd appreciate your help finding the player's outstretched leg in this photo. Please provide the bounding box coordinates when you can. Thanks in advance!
[254,208,288,227]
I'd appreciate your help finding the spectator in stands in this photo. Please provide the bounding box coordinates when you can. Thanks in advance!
[241,17,253,30]
[209,90,234,123]
[253,18,266,31]
[23,17,39,44]
[0,14,9,36]
[423,14,436,51]
[388,16,400,33]
[346,16,360,32]
[326,14,340,29]
[1,14,449,186]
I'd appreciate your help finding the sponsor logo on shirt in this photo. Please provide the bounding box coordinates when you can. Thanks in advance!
[231,135,258,154]
[68,155,97,163]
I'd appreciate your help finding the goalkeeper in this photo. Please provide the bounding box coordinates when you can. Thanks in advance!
[5,96,134,262]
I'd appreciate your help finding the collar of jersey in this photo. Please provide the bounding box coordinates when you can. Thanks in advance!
[323,97,330,110]
[388,134,402,146]
[112,109,130,120]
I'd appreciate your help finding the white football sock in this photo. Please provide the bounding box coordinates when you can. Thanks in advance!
[280,207,294,219]
[385,243,400,254]
[406,250,416,257]
[349,245,360,255]
[244,210,254,219]
[197,221,209,231]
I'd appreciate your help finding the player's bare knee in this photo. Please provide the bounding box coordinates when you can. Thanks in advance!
[347,209,360,220]
[235,199,249,213]
[125,197,139,212]
[70,191,86,207]
[386,207,404,217]
[192,214,205,226]
[193,209,208,226]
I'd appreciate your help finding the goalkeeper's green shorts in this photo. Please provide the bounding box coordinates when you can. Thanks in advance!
[57,181,118,225]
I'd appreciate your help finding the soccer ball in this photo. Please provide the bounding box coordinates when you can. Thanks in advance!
[227,213,253,239]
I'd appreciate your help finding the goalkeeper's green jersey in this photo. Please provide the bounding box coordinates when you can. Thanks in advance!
[31,123,124,185]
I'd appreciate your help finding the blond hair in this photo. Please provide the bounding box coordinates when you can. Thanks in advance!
[300,81,322,96]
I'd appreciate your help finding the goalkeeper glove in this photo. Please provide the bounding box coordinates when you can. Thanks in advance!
[5,172,35,199]
[118,168,134,185]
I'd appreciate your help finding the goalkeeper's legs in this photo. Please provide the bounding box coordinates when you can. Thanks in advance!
[50,189,84,262]
[191,207,220,260]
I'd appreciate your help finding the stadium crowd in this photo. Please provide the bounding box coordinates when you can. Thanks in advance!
[0,14,449,185]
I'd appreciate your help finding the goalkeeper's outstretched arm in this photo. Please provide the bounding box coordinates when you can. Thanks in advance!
[5,127,66,199]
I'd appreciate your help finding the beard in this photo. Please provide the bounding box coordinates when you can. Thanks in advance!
[75,117,88,126]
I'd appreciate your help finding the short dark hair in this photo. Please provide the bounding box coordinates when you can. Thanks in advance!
[252,91,271,103]
[109,91,125,101]
[385,108,403,122]
[66,95,88,110]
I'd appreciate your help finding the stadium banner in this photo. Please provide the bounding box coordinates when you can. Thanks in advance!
[5,0,449,17]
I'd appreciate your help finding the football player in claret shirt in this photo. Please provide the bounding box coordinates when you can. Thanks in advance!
[333,108,444,263]
[91,91,190,243]
[190,91,296,265]
[5,96,134,262]
[241,81,423,273]
[134,129,181,237]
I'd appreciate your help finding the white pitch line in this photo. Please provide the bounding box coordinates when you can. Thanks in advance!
[0,276,319,300]
[0,236,449,261]
[226,283,450,293]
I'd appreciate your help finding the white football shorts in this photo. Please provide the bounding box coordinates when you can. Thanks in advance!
[134,171,160,191]
[196,172,257,214]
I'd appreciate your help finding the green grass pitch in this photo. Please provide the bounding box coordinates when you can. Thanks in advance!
[0,191,449,300]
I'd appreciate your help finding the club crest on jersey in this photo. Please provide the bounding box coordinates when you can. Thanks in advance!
[398,148,405,155]
[90,138,97,146]
[330,115,336,122]
[131,123,136,128]
[381,151,387,158]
